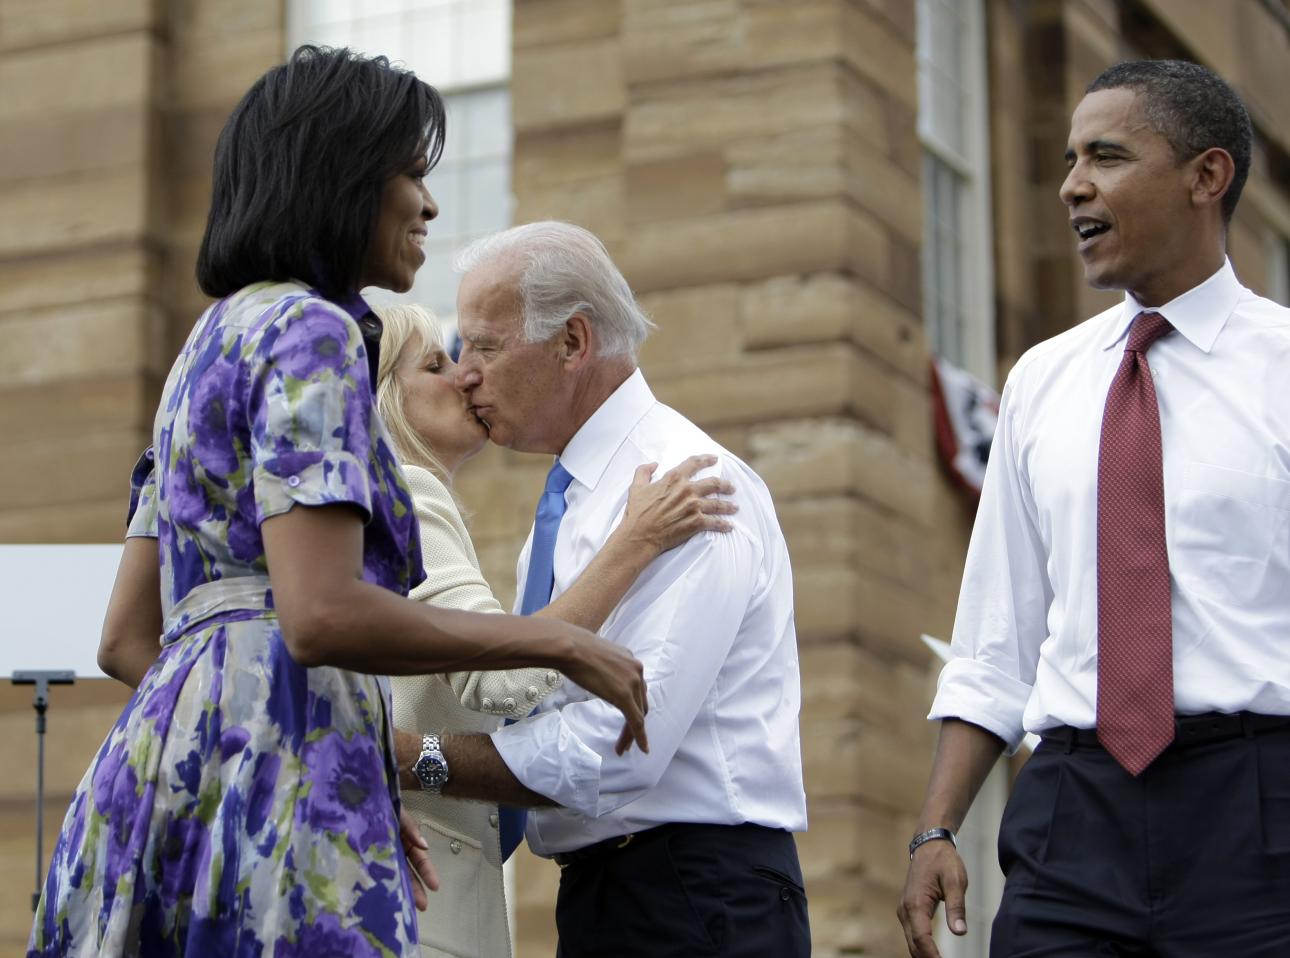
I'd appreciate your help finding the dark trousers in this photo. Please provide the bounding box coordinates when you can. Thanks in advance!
[991,717,1290,958]
[553,822,810,958]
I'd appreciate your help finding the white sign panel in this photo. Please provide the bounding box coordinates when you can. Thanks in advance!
[0,545,122,678]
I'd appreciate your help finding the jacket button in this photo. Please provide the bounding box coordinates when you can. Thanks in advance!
[481,697,495,711]
[489,814,499,828]
[780,887,791,901]
[450,840,462,854]
[526,686,541,702]
[502,697,517,713]
[545,671,560,686]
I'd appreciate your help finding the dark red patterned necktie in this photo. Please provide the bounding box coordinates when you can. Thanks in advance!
[1096,311,1176,776]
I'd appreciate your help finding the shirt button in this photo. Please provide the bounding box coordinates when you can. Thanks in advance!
[449,840,462,855]
[144,449,155,461]
[286,475,301,488]
[488,814,499,828]
[481,697,495,711]
[526,686,541,703]
[502,697,517,713]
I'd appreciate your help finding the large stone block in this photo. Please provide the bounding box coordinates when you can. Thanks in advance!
[514,0,619,49]
[620,201,887,294]
[0,170,147,258]
[779,496,934,594]
[0,375,151,445]
[513,38,624,132]
[625,150,727,225]
[513,174,624,244]
[637,282,742,372]
[0,247,150,316]
[650,343,860,430]
[623,0,839,85]
[742,273,927,383]
[803,872,870,957]
[0,32,154,120]
[841,0,917,109]
[750,418,938,522]
[513,120,622,192]
[168,28,283,111]
[725,126,848,212]
[0,105,150,185]
[1,431,142,511]
[0,0,155,52]
[0,298,157,385]
[845,128,922,245]
[0,498,124,543]
[624,61,885,164]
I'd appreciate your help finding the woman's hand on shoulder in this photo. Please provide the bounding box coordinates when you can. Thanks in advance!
[619,454,737,557]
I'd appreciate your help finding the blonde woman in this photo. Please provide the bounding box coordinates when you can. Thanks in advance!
[373,303,735,957]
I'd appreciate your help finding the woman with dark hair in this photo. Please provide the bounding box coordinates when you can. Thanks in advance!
[28,46,647,958]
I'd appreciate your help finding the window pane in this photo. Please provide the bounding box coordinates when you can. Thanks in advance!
[287,0,513,322]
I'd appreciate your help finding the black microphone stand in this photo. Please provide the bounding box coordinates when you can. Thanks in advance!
[12,670,75,913]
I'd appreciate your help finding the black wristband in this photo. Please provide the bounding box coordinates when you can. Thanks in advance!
[909,827,956,860]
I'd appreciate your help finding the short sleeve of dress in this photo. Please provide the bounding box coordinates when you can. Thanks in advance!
[126,446,159,539]
[246,297,375,525]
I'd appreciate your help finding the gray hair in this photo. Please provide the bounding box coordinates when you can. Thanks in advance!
[454,221,654,358]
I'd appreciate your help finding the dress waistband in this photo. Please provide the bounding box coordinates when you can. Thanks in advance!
[163,575,274,644]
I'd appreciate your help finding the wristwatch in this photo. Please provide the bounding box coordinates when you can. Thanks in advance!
[909,827,956,860]
[412,733,450,794]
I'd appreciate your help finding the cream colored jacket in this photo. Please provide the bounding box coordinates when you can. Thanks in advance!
[391,465,561,958]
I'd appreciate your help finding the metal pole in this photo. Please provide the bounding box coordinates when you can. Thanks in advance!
[12,670,75,914]
[34,692,47,913]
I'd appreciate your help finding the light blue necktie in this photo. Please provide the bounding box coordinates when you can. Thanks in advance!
[500,459,574,860]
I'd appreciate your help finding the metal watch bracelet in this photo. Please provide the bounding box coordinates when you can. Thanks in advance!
[908,827,956,860]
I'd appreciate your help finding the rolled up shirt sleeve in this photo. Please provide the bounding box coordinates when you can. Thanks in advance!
[929,377,1052,753]
[491,524,759,817]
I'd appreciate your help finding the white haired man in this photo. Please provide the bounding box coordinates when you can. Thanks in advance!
[399,221,810,957]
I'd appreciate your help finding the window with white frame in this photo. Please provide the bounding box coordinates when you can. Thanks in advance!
[917,0,995,386]
[918,1,1003,952]
[286,0,513,321]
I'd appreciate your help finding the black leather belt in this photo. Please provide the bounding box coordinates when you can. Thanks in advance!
[1041,712,1290,751]
[552,823,682,869]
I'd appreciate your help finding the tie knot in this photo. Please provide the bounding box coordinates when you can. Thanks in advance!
[1126,311,1174,354]
[544,460,574,494]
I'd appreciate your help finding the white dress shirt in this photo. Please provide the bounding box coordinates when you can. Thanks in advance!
[931,259,1290,751]
[491,370,808,855]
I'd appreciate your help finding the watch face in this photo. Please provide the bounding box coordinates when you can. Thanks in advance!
[414,754,449,789]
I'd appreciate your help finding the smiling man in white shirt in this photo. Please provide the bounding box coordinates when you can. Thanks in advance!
[421,220,809,958]
[898,60,1290,958]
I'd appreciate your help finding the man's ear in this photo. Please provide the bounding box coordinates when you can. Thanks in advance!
[1190,146,1236,214]
[560,312,593,369]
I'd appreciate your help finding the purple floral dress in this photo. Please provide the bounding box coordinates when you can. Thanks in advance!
[28,281,425,957]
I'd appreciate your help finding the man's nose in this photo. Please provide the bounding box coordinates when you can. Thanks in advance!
[452,359,480,392]
[1060,163,1090,208]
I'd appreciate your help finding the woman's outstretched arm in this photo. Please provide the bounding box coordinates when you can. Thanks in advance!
[262,502,650,752]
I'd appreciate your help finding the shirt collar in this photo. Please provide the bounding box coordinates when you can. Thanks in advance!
[558,368,654,492]
[312,288,382,393]
[1099,258,1243,354]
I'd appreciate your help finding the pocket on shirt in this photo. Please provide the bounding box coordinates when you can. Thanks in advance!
[1173,462,1290,606]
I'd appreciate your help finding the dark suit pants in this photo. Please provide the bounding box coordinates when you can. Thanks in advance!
[553,822,810,957]
[991,720,1290,958]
